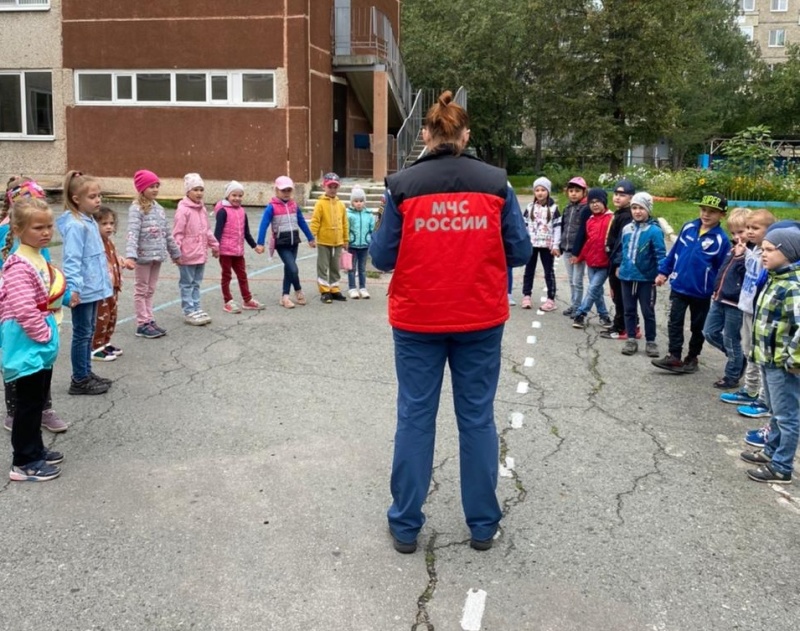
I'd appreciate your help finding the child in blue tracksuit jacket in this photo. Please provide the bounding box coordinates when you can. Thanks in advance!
[653,193,731,374]
[346,185,376,299]
[702,208,749,390]
[617,192,666,357]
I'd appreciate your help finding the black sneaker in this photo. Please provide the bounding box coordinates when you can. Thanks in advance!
[90,372,113,385]
[598,315,613,328]
[43,450,64,465]
[391,533,417,554]
[321,293,333,304]
[136,323,165,338]
[69,377,110,395]
[682,356,699,374]
[572,314,586,329]
[470,537,493,551]
[150,320,167,335]
[747,464,792,484]
[9,460,60,482]
[651,354,684,373]
[330,292,347,302]
[740,449,771,465]
[562,306,575,317]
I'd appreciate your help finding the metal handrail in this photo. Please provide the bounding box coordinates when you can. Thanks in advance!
[396,89,424,170]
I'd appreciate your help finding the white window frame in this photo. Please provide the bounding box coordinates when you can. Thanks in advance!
[741,0,755,12]
[0,70,54,140]
[771,0,788,12]
[769,29,786,47]
[0,0,49,11]
[739,25,754,41]
[74,70,277,108]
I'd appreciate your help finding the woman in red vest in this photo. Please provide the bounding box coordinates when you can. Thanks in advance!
[369,91,531,554]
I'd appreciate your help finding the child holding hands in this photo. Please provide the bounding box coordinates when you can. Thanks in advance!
[91,206,125,361]
[173,173,219,325]
[310,172,348,303]
[521,176,560,311]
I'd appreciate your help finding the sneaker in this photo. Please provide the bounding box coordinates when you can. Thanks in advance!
[600,329,627,340]
[470,537,494,551]
[104,344,123,357]
[330,291,347,301]
[321,293,333,304]
[359,288,370,299]
[747,464,792,484]
[540,299,557,312]
[598,315,613,327]
[744,426,770,448]
[295,290,307,305]
[681,356,699,374]
[621,340,638,355]
[740,449,771,465]
[390,531,417,554]
[738,401,771,419]
[9,460,60,482]
[136,323,165,339]
[69,377,109,395]
[3,415,11,432]
[196,310,212,324]
[652,354,684,373]
[43,449,64,465]
[280,295,295,309]
[713,376,739,390]
[242,299,265,310]
[90,372,113,385]
[562,306,574,317]
[720,389,758,405]
[184,311,205,326]
[91,347,117,361]
[645,342,659,358]
[149,321,167,335]
[634,326,643,340]
[572,314,586,329]
[223,300,242,314]
[509,294,517,307]
[521,296,532,309]
[349,288,360,299]
[41,409,68,433]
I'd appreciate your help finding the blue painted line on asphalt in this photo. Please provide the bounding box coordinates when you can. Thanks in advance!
[63,253,317,327]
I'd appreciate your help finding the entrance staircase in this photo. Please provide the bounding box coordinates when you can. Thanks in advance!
[301,179,385,216]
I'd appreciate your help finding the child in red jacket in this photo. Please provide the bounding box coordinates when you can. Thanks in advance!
[572,188,614,329]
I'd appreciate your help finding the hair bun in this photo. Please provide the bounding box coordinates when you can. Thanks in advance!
[438,90,453,107]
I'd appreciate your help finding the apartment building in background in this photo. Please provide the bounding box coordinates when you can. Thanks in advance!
[738,0,800,65]
[0,0,408,202]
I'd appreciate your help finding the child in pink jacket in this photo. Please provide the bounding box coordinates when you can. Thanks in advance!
[173,173,219,325]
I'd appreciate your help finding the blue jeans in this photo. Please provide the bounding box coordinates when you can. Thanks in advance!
[179,264,205,315]
[702,301,744,381]
[389,325,504,544]
[574,266,609,318]
[71,301,99,381]
[562,254,585,311]
[348,247,369,290]
[762,367,800,475]
[277,245,301,295]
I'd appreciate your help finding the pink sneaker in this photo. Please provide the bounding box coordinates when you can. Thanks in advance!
[42,409,68,433]
[242,299,265,311]
[541,299,557,312]
[521,296,532,309]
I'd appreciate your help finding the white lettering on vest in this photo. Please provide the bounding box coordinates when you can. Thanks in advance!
[415,214,488,233]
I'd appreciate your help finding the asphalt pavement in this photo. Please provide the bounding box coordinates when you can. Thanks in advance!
[1,201,798,631]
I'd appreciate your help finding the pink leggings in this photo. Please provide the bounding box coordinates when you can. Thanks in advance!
[134,261,162,325]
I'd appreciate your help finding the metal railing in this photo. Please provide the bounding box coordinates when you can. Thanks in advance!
[332,6,412,117]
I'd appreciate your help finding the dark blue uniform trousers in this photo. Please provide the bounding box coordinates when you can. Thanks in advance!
[388,324,504,544]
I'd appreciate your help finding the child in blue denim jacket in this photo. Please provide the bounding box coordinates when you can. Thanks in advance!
[56,171,113,396]
[739,223,800,484]
[346,185,375,299]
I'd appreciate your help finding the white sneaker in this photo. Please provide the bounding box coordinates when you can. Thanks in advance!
[359,288,370,299]
[349,288,360,299]
[508,294,516,306]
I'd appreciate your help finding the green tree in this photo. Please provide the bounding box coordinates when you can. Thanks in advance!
[749,45,800,136]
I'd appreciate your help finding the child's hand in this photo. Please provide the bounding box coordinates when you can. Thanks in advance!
[309,240,317,249]
[550,248,560,257]
[212,249,219,259]
[123,258,136,270]
[69,292,81,308]
[255,245,265,255]
[172,257,181,265]
[655,274,667,287]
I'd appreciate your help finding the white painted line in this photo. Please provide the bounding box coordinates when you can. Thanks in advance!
[516,382,529,394]
[461,589,488,631]
[536,310,544,315]
[510,412,524,428]
[526,335,537,344]
[499,464,513,478]
[523,357,535,367]
[539,296,547,302]
[531,320,542,328]
[505,456,515,470]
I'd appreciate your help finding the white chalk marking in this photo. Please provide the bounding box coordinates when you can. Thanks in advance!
[460,589,488,631]
[531,321,542,329]
[516,382,529,394]
[510,412,524,428]
[536,310,544,315]
[523,357,535,367]
[526,335,537,344]
[499,464,513,478]
[505,456,515,470]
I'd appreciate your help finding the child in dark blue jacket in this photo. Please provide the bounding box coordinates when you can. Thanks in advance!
[618,192,666,357]
[702,208,749,389]
[652,193,731,374]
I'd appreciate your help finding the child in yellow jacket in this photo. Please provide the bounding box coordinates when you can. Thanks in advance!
[310,172,349,303]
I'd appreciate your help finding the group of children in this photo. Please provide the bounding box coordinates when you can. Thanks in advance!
[514,174,800,485]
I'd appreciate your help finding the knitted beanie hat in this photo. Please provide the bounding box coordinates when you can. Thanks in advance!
[183,173,204,194]
[224,180,244,200]
[630,192,653,216]
[133,170,159,193]
[350,185,366,203]
[587,187,608,207]
[532,177,552,194]
[765,224,800,264]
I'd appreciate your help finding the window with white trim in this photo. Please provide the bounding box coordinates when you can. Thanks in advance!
[0,0,49,10]
[741,0,755,11]
[739,25,754,41]
[0,71,53,138]
[771,0,787,11]
[769,29,786,46]
[75,71,276,107]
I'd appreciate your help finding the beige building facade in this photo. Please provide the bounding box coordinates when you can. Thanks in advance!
[738,0,800,64]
